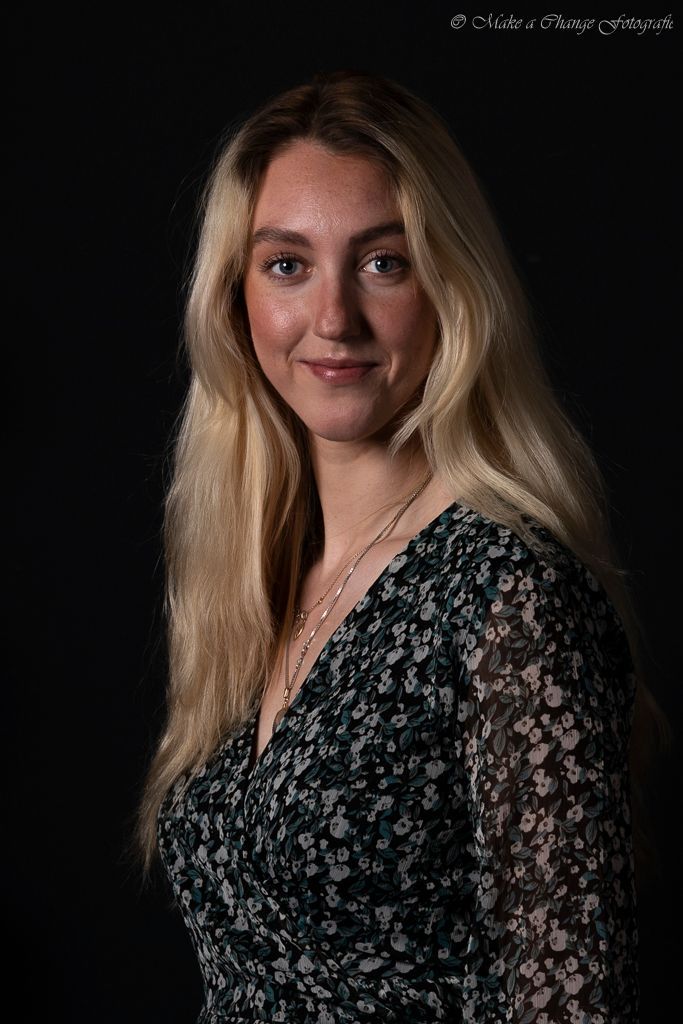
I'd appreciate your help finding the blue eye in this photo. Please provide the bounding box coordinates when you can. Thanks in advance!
[258,252,302,278]
[363,250,406,274]
[269,257,299,276]
[367,256,395,273]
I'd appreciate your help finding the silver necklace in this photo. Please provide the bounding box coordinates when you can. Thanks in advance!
[273,476,431,729]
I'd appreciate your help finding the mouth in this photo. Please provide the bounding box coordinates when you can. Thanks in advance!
[299,358,378,384]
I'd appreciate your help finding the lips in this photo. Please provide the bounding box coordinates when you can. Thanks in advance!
[300,358,378,384]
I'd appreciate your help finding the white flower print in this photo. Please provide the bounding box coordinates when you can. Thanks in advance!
[157,505,638,1023]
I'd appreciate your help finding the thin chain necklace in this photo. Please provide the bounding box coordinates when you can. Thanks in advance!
[291,547,364,641]
[273,475,431,729]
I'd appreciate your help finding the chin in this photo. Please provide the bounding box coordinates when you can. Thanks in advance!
[306,423,377,444]
[291,393,422,446]
[301,411,400,446]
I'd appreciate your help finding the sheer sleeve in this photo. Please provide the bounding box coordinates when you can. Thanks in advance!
[448,534,639,1023]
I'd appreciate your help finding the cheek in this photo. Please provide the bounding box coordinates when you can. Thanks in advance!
[253,304,301,344]
[243,276,302,350]
[384,298,437,366]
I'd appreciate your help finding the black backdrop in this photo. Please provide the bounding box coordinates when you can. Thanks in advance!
[9,5,680,1021]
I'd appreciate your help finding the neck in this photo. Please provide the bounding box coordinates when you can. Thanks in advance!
[308,433,432,573]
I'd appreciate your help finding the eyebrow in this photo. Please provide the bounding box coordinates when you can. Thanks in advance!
[250,220,405,249]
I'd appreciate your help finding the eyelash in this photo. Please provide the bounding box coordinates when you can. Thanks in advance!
[257,248,408,279]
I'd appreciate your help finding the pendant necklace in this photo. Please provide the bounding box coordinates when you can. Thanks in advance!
[273,475,431,729]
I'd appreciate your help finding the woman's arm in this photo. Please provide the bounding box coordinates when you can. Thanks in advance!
[449,534,639,1023]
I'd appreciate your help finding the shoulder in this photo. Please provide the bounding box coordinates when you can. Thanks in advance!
[434,501,587,591]
[436,502,630,665]
[440,506,637,776]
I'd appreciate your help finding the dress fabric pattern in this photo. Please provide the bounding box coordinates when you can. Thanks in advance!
[158,502,639,1023]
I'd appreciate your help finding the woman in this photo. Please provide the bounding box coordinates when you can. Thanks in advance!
[138,70,666,1022]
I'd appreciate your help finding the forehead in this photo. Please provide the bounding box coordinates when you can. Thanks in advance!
[251,140,397,228]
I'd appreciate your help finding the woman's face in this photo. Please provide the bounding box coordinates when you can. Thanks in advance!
[242,140,438,445]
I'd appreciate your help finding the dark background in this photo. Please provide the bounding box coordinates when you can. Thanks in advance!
[9,4,679,1021]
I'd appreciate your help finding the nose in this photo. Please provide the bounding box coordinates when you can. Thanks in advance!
[311,272,363,343]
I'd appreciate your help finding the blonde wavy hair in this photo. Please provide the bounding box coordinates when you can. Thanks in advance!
[137,70,670,879]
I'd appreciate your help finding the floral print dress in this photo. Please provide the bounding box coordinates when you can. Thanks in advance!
[157,501,639,1022]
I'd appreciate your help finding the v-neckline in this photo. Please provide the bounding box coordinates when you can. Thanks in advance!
[244,498,463,782]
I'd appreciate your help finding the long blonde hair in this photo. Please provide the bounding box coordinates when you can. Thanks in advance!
[137,70,671,880]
